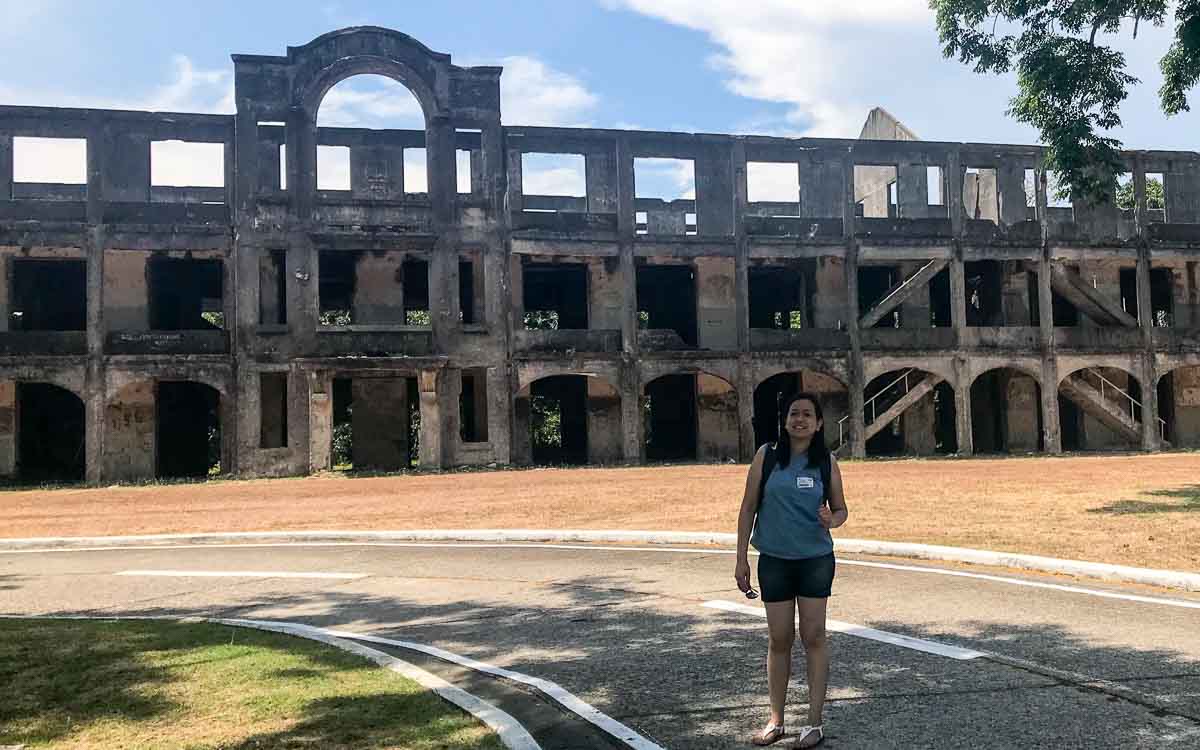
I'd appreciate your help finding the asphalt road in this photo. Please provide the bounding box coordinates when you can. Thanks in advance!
[3,542,1199,749]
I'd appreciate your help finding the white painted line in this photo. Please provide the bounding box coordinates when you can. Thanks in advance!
[213,619,540,750]
[836,558,1200,611]
[701,600,988,661]
[115,570,367,580]
[12,539,1199,610]
[223,619,667,750]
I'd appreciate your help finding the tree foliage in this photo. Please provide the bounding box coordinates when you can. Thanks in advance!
[931,1,1200,205]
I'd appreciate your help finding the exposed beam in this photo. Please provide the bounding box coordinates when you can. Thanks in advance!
[864,373,945,441]
[1045,263,1139,327]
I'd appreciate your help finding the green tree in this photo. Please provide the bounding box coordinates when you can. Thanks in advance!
[931,1,1200,205]
[1115,176,1166,209]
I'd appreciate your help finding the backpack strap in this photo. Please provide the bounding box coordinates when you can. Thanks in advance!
[756,443,776,511]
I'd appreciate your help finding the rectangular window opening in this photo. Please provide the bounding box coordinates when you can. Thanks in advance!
[927,166,944,206]
[749,265,809,330]
[10,259,87,331]
[747,162,800,208]
[1024,168,1037,208]
[148,258,224,331]
[402,258,431,326]
[459,257,484,325]
[317,145,351,191]
[1047,171,1073,208]
[523,262,587,329]
[963,166,1001,222]
[634,157,695,235]
[13,136,87,189]
[636,264,697,346]
[404,148,428,194]
[259,372,289,449]
[1147,172,1166,219]
[521,153,586,209]
[259,249,287,326]
[459,368,489,443]
[279,142,288,190]
[318,252,355,326]
[853,164,897,218]
[151,140,225,189]
[457,150,472,194]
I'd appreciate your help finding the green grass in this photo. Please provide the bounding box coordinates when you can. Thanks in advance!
[0,619,505,750]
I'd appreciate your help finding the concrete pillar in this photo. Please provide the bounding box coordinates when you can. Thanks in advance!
[1004,373,1041,452]
[1136,246,1161,450]
[899,260,932,328]
[418,369,445,469]
[902,394,937,454]
[697,374,739,461]
[0,381,15,477]
[487,366,511,464]
[954,356,974,455]
[0,135,12,201]
[85,225,106,483]
[588,258,623,331]
[100,132,151,202]
[585,148,618,213]
[897,162,929,219]
[696,257,737,349]
[695,145,735,236]
[844,154,866,458]
[620,363,642,462]
[947,150,964,237]
[308,371,332,473]
[737,363,756,460]
[616,135,638,357]
[949,254,968,332]
[512,392,532,465]
[350,145,404,200]
[102,379,155,481]
[812,257,848,329]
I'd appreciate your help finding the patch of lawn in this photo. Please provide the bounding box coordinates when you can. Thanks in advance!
[0,618,505,750]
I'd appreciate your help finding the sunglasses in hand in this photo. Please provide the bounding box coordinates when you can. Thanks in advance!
[744,587,759,600]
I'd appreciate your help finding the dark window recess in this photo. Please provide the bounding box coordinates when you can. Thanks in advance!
[1120,268,1138,320]
[965,261,1004,326]
[858,266,901,328]
[318,252,355,326]
[749,266,810,329]
[930,268,952,327]
[1151,268,1174,326]
[402,259,430,326]
[148,259,224,330]
[523,263,587,329]
[260,372,288,449]
[459,260,476,325]
[156,381,221,479]
[459,369,489,443]
[259,249,287,325]
[636,265,697,345]
[11,260,87,331]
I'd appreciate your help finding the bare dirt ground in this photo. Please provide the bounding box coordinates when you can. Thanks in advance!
[2,452,1198,571]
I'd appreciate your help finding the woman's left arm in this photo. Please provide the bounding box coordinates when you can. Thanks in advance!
[823,456,849,529]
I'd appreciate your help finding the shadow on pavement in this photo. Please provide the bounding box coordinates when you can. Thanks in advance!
[18,573,1200,749]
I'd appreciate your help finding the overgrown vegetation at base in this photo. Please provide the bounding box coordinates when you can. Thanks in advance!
[0,619,503,750]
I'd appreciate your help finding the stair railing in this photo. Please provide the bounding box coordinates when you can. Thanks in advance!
[1077,368,1168,440]
[835,367,918,449]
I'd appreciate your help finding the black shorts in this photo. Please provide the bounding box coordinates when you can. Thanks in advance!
[757,552,835,602]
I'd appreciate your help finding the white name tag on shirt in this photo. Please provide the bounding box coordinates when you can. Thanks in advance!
[796,476,815,489]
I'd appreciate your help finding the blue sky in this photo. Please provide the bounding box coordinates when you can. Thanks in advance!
[2,1,1196,198]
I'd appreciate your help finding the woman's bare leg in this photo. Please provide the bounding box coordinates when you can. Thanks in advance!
[796,596,829,734]
[763,599,796,727]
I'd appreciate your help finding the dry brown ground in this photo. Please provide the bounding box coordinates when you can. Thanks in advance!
[2,453,1198,571]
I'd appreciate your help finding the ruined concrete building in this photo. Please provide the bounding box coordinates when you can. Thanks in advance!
[2,27,1198,483]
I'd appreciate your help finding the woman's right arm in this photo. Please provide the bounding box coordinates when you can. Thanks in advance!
[735,445,767,593]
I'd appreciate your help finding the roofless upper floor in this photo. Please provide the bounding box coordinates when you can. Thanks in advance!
[1,26,1198,247]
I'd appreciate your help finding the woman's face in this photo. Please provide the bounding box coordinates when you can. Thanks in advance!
[783,399,822,441]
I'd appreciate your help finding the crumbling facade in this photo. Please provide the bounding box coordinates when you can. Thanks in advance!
[1,27,1198,483]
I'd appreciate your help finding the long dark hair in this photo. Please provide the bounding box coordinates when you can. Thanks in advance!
[773,391,829,470]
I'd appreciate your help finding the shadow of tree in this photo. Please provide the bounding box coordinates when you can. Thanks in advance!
[0,574,25,591]
[17,568,1199,748]
[1089,485,1200,515]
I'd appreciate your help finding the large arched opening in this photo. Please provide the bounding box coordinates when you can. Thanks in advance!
[862,368,956,456]
[970,367,1043,454]
[11,382,85,482]
[643,372,737,462]
[1057,367,1145,451]
[752,370,849,451]
[515,374,621,466]
[1157,365,1200,448]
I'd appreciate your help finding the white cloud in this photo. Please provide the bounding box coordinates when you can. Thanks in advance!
[634,157,695,201]
[521,153,586,196]
[747,161,799,203]
[316,75,424,128]
[497,56,598,126]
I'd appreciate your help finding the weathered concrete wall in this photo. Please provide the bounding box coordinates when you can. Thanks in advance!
[353,252,406,324]
[586,377,622,463]
[697,374,738,460]
[105,252,149,331]
[1172,366,1200,447]
[902,392,937,455]
[813,257,849,329]
[104,381,155,480]
[696,257,737,350]
[588,257,623,331]
[1005,373,1040,452]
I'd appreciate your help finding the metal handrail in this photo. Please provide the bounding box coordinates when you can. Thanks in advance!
[836,367,917,448]
[1077,368,1168,440]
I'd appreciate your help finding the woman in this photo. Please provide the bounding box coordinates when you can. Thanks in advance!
[735,392,849,748]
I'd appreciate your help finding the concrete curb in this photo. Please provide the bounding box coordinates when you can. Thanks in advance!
[2,528,1198,592]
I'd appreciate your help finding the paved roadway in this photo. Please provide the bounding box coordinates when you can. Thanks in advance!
[3,541,1200,749]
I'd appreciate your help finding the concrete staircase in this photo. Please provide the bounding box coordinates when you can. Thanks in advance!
[833,369,945,452]
[1059,371,1156,445]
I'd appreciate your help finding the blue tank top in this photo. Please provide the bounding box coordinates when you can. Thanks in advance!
[750,456,834,560]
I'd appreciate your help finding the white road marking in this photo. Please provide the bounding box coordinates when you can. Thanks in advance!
[115,570,367,580]
[226,618,667,750]
[8,540,1196,609]
[702,600,988,660]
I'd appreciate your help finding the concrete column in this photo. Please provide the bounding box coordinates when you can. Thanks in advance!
[0,381,16,477]
[85,224,106,484]
[418,368,445,469]
[843,154,866,458]
[619,362,642,462]
[953,355,974,455]
[585,147,618,213]
[308,370,332,473]
[1135,245,1161,450]
[288,106,315,220]
[732,140,750,354]
[0,135,12,201]
[947,149,964,237]
[949,252,968,332]
[737,362,755,460]
[487,366,511,464]
[616,135,638,357]
[1040,356,1062,454]
[353,252,405,323]
[586,378,622,463]
[1036,167,1062,453]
